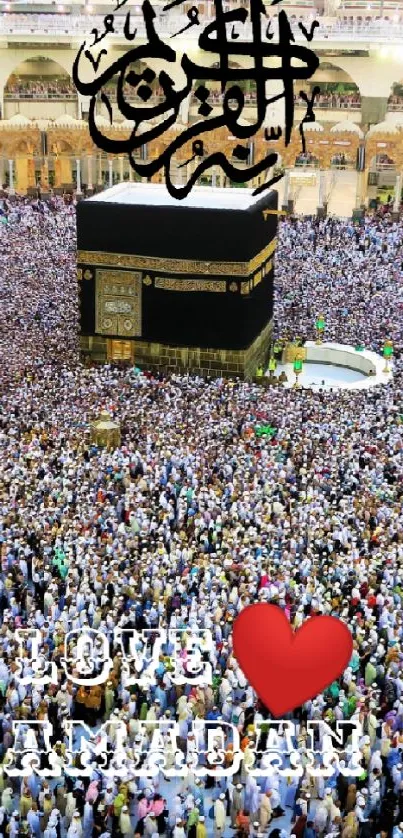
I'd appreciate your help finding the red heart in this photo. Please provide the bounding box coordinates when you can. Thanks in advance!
[233,603,353,717]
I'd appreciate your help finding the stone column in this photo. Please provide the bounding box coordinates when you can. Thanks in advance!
[119,156,124,182]
[265,165,275,184]
[281,170,292,212]
[59,157,73,183]
[97,154,103,186]
[353,170,366,220]
[355,170,362,209]
[179,92,191,126]
[8,159,14,193]
[87,155,93,189]
[363,168,370,206]
[317,170,326,218]
[108,158,113,187]
[393,172,402,218]
[318,170,324,206]
[76,158,82,194]
[41,159,49,190]
[15,158,29,193]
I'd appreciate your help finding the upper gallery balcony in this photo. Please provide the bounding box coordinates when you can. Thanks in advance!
[0,8,403,43]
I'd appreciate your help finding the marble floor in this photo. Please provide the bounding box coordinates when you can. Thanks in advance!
[274,170,358,218]
[274,361,368,391]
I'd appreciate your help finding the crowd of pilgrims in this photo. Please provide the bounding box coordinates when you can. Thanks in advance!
[1,195,403,838]
[4,77,76,99]
[294,92,361,110]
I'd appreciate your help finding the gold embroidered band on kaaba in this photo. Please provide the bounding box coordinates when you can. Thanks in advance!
[78,238,277,279]
[155,278,226,293]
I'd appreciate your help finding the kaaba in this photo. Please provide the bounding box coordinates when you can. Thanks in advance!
[77,183,278,378]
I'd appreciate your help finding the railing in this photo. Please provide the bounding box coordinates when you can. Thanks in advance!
[329,161,355,169]
[4,92,77,100]
[311,101,361,109]
[294,159,320,167]
[387,102,403,111]
[1,12,403,39]
[374,162,396,170]
[99,91,166,104]
[0,14,105,33]
[188,93,362,109]
[2,88,364,110]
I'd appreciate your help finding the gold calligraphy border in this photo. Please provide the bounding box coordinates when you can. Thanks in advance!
[78,238,277,279]
[95,270,142,337]
[155,277,226,293]
[254,258,274,289]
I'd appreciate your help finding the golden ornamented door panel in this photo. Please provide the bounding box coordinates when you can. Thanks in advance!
[96,270,142,337]
[106,339,134,362]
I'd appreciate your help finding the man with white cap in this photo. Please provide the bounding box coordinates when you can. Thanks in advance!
[355,794,369,827]
[196,814,207,838]
[173,816,186,838]
[67,811,83,838]
[214,793,226,838]
[231,783,244,828]
[314,803,328,836]
[119,804,133,837]
[259,792,273,832]
[26,802,41,838]
[82,797,94,838]
[7,812,20,838]
[44,812,59,838]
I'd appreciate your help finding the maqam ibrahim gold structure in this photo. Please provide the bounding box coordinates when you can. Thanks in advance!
[90,411,121,449]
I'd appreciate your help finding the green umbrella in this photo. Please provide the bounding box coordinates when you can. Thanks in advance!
[255,424,277,438]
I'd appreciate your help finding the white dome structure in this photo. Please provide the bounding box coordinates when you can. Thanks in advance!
[117,119,134,130]
[0,113,31,128]
[367,121,400,136]
[303,122,324,132]
[384,112,403,126]
[34,118,52,131]
[54,114,86,128]
[115,118,158,133]
[136,120,156,134]
[92,114,111,127]
[331,121,364,138]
